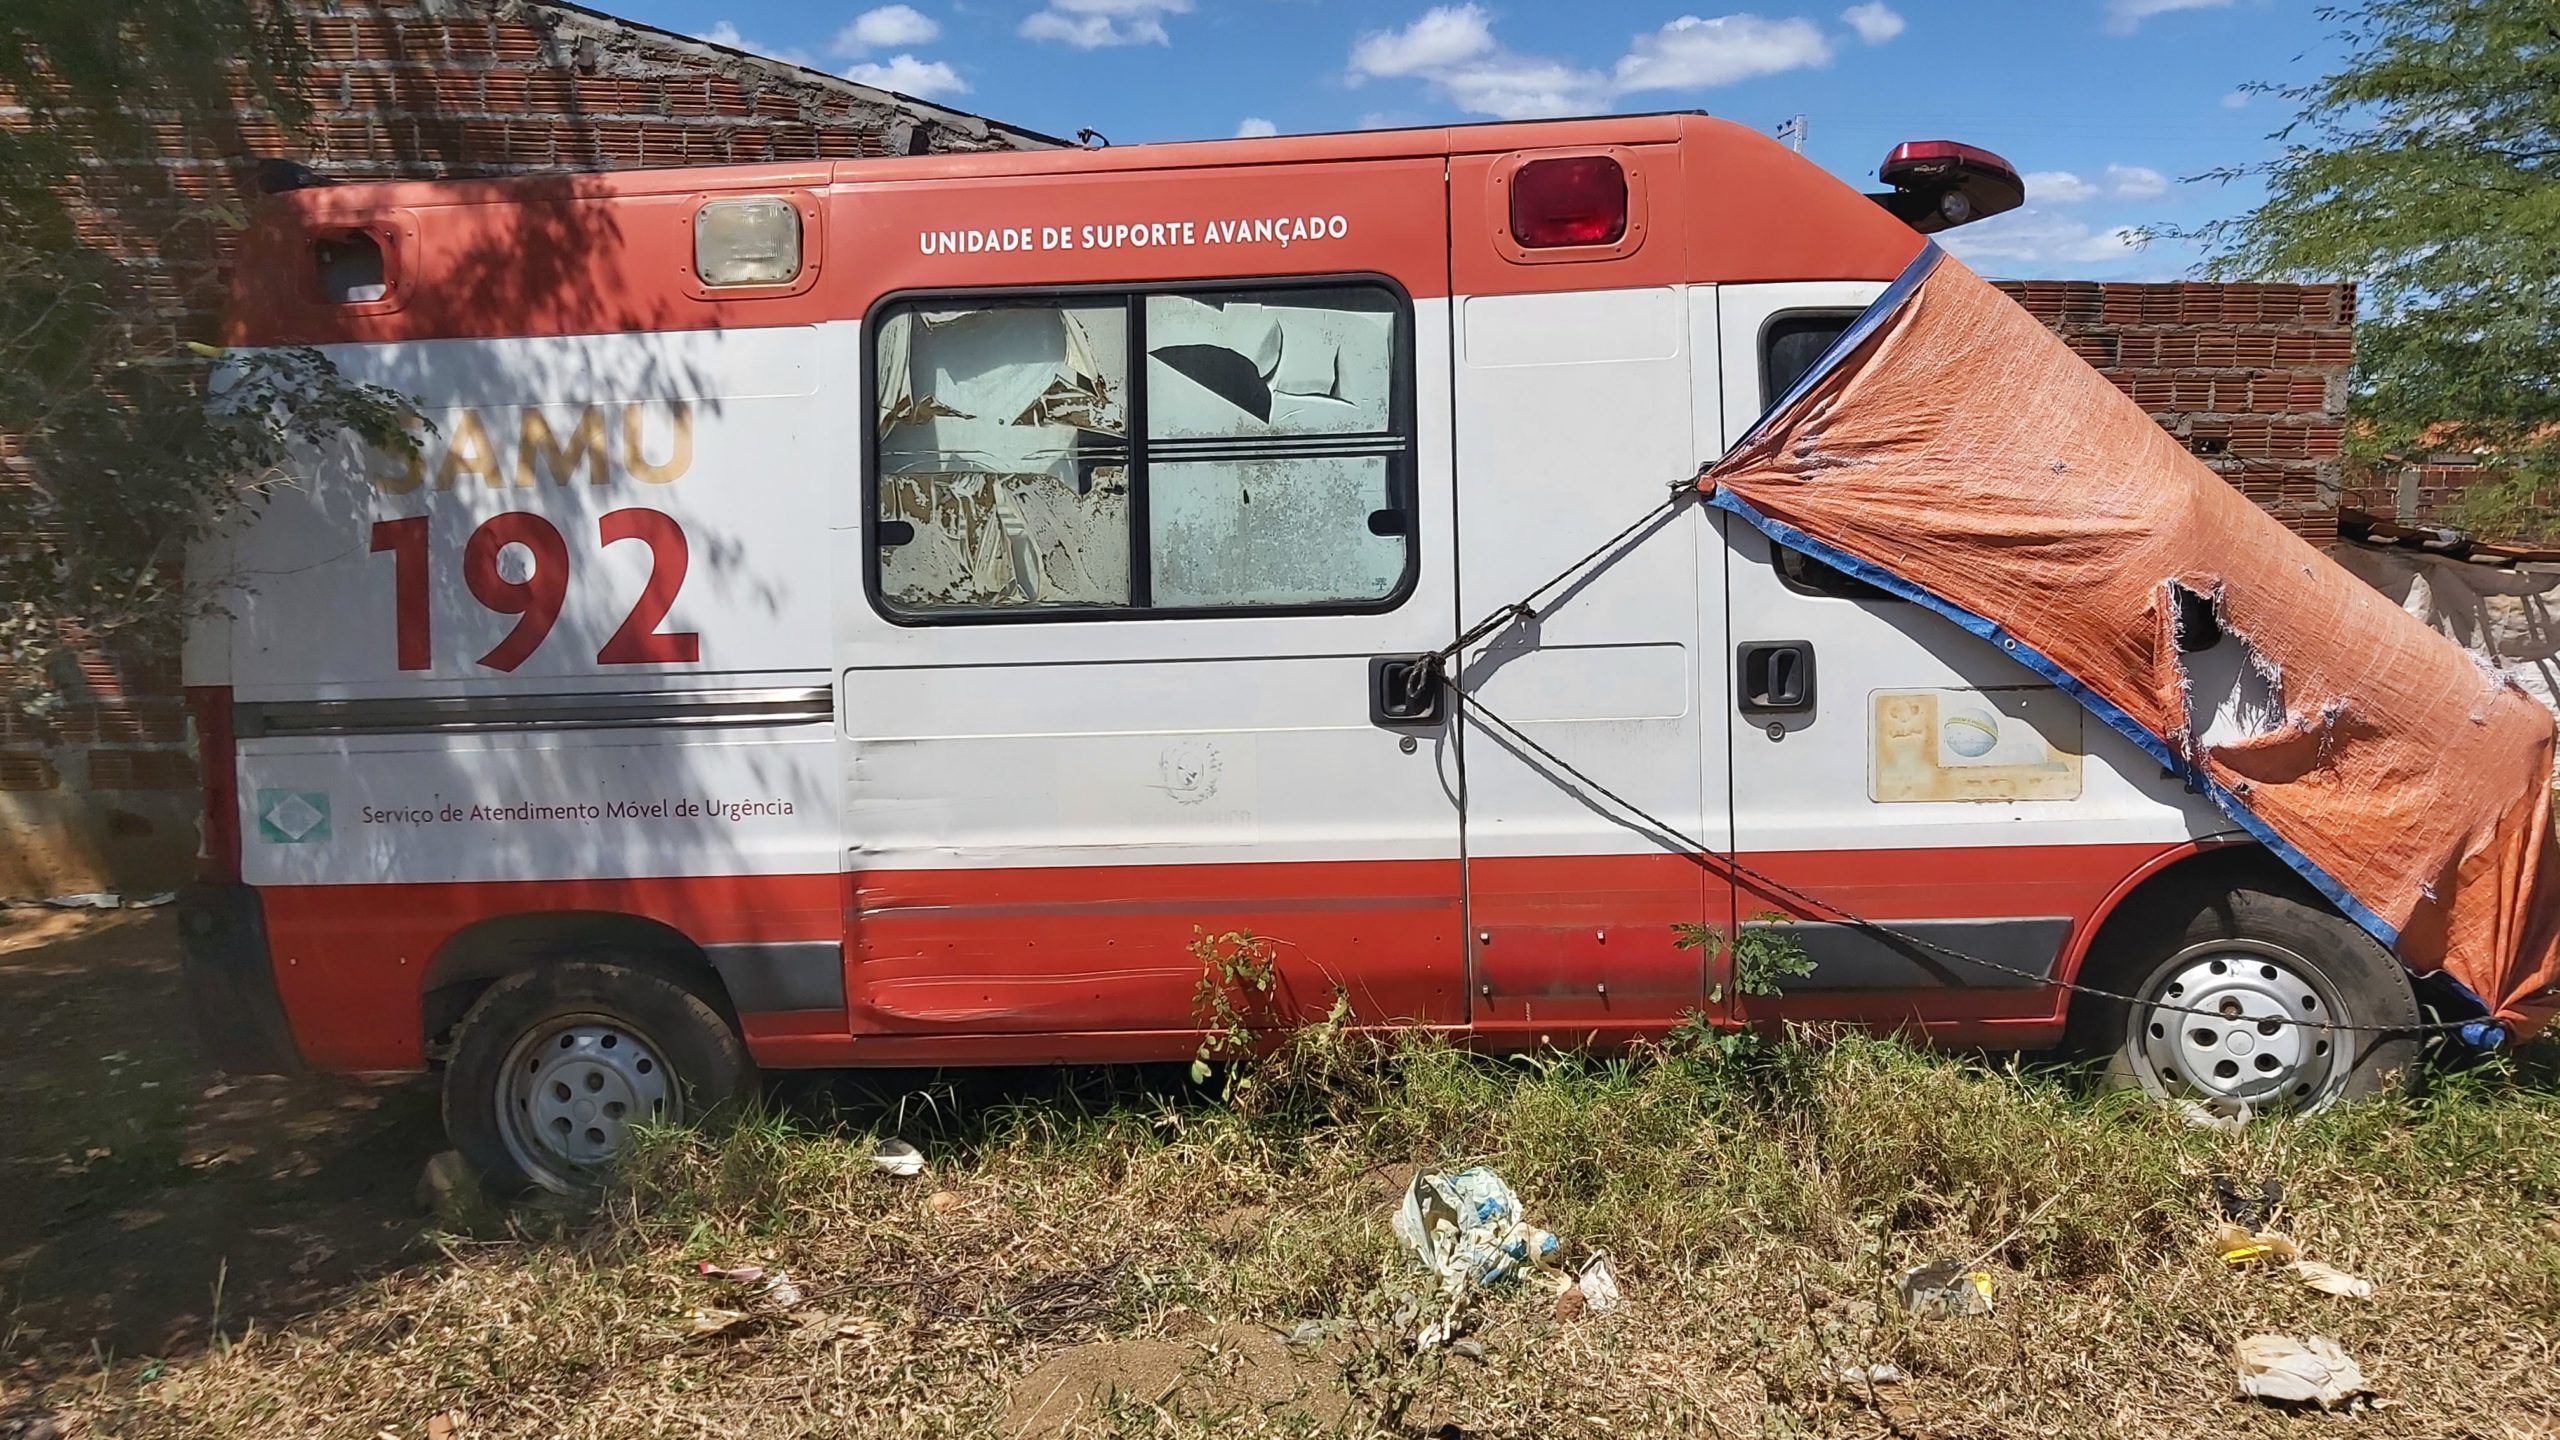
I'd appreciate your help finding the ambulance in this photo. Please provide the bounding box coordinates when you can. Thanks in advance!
[180,114,2542,1194]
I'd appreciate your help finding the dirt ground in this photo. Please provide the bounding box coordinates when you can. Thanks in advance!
[0,909,438,1394]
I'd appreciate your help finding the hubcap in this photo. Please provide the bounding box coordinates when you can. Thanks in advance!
[2133,941,2342,1112]
[498,1015,677,1188]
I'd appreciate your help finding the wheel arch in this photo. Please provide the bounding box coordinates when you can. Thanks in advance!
[2065,838,2313,992]
[420,910,734,1055]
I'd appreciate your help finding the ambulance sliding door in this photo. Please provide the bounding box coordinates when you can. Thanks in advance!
[835,158,1462,1047]
[1714,282,2228,1034]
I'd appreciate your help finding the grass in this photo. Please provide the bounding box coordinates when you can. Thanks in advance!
[45,1029,2560,1438]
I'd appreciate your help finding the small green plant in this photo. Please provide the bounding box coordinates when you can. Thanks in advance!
[1677,911,1818,1003]
[1671,912,1818,1066]
[1189,927,1283,1087]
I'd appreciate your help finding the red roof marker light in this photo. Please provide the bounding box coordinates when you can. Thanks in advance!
[1509,154,1628,249]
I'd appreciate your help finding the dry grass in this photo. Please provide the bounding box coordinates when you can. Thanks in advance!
[36,1031,2560,1439]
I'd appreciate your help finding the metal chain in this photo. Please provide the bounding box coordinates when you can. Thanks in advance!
[1436,486,2479,1040]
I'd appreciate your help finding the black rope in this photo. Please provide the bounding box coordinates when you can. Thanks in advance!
[1436,482,2478,1040]
[1405,479,1697,700]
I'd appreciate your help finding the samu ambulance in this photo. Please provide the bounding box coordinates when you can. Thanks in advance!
[180,114,2559,1193]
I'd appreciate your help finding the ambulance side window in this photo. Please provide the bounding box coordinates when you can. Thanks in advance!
[1760,309,1898,604]
[874,299,1136,612]
[869,280,1416,619]
[1143,286,1407,608]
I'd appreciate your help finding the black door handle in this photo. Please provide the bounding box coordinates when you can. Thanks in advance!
[1737,640,1817,717]
[1370,655,1446,726]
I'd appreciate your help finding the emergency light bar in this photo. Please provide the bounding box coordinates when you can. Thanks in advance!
[1869,139,2024,233]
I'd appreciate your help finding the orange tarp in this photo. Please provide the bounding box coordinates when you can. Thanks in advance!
[1702,248,2560,1031]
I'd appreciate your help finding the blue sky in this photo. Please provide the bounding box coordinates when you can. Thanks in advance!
[635,0,2340,280]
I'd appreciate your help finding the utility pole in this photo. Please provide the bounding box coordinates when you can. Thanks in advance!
[1775,114,1807,152]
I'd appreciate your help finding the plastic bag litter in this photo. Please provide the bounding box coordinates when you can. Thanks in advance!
[1392,1167,1561,1294]
[2235,1333,2371,1410]
[1896,1259,1994,1319]
[1390,1167,1576,1347]
[2288,1260,2375,1300]
[872,1138,925,1177]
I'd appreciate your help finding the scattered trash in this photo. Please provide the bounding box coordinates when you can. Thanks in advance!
[872,1138,926,1177]
[2213,1175,2284,1230]
[1392,1167,1561,1294]
[1572,1252,1621,1314]
[43,892,121,910]
[1896,1259,1994,1319]
[2212,1210,2374,1298]
[1391,1167,1565,1347]
[2213,1221,2302,1266]
[2177,1099,2252,1133]
[697,1261,807,1309]
[1447,1338,1487,1364]
[683,1306,763,1340]
[2235,1332,2371,1410]
[1834,1363,1905,1389]
[424,1412,459,1440]
[2288,1260,2375,1300]
[925,1188,966,1214]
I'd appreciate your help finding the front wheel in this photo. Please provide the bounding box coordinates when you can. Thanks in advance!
[2077,879,2421,1116]
[443,961,755,1195]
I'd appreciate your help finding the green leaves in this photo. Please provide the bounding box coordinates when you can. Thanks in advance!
[1,2,417,712]
[2198,0,2560,541]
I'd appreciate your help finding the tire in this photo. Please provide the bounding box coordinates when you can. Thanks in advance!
[442,960,755,1195]
[2072,876,2421,1116]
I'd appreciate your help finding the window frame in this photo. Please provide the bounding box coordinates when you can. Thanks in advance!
[1755,306,1902,605]
[862,272,1422,626]
[1755,307,1863,416]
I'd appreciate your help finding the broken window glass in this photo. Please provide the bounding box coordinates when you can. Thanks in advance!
[875,302,1131,610]
[1143,288,1406,607]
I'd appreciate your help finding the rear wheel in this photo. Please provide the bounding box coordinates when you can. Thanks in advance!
[443,961,754,1195]
[2077,878,2420,1115]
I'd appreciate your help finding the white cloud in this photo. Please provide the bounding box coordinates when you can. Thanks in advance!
[1019,0,1192,48]
[2027,170,2100,204]
[1938,206,2153,273]
[1614,14,1832,93]
[2026,165,2169,204]
[1444,57,1612,118]
[2103,0,2235,34]
[1351,7,1833,122]
[835,4,939,54]
[2221,88,2251,108]
[1235,116,1279,138]
[1349,5,1497,79]
[2103,162,2168,198]
[696,20,815,65]
[843,53,969,97]
[1841,2,1904,43]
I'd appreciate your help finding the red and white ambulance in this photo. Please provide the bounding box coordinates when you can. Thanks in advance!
[183,115,2436,1192]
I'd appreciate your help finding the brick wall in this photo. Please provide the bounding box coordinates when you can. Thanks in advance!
[0,0,1057,897]
[1996,280,2355,546]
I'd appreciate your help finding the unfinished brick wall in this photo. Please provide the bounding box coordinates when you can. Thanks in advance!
[1996,280,2355,547]
[0,0,1058,897]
